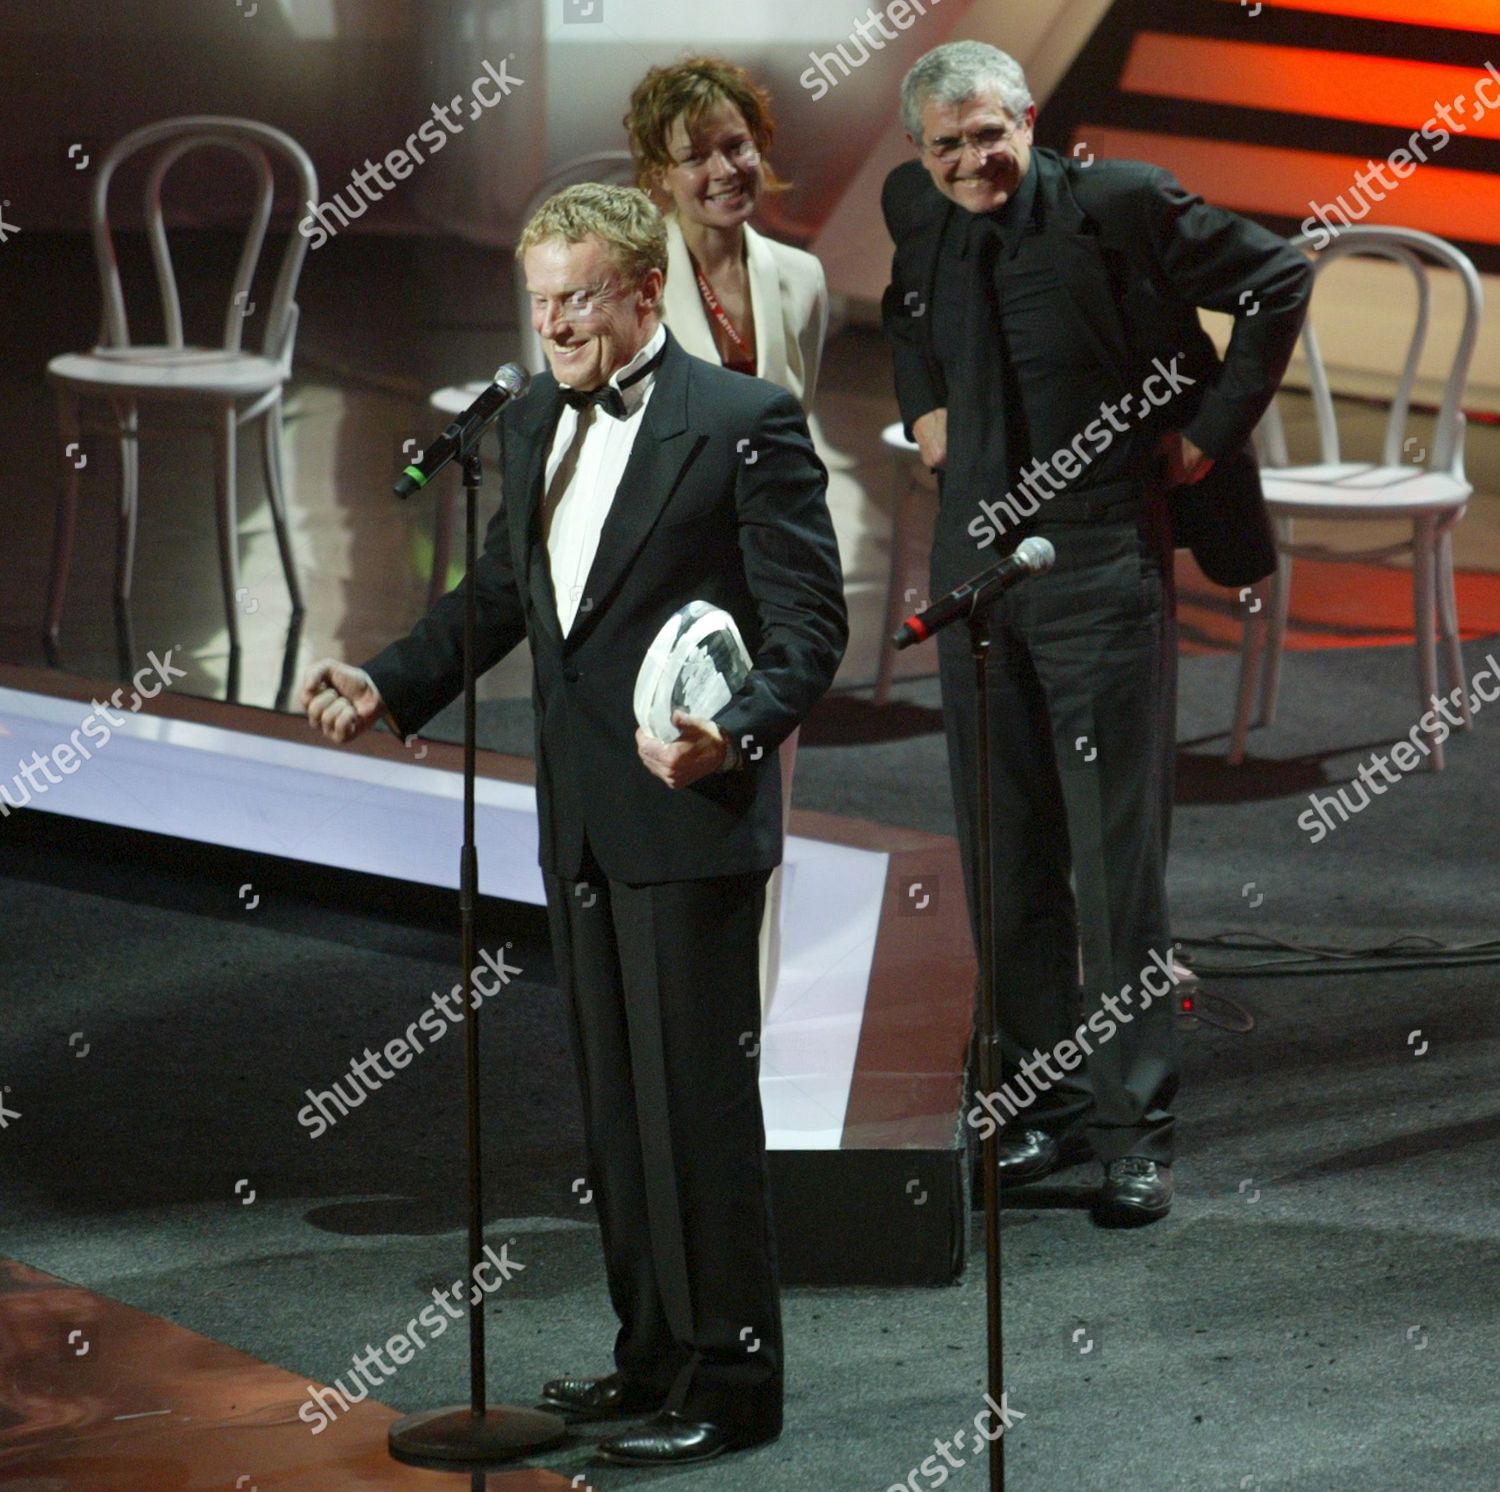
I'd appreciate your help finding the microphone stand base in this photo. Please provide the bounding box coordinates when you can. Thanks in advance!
[388,1404,568,1467]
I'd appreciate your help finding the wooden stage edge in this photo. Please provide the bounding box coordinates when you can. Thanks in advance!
[0,1257,572,1489]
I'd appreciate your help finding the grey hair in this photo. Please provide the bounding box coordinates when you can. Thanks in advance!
[899,41,1033,141]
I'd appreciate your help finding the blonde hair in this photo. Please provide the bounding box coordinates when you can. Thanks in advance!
[515,183,668,285]
[625,55,789,199]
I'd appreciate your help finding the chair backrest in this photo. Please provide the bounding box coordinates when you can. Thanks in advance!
[1257,226,1483,480]
[512,150,639,374]
[91,115,318,373]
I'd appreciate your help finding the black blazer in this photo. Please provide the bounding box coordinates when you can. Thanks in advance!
[365,330,848,884]
[880,148,1312,587]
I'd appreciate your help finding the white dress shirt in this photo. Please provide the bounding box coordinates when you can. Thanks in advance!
[542,324,667,636]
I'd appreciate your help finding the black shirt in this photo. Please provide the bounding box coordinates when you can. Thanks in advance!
[929,155,1145,545]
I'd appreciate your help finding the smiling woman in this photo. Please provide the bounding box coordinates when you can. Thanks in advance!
[624,56,828,415]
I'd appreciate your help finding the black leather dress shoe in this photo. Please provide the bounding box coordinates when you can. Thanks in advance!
[1092,1158,1173,1227]
[596,1409,776,1465]
[989,1128,1091,1183]
[538,1371,664,1420]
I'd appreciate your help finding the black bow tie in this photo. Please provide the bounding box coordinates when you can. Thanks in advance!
[562,383,628,419]
[560,343,666,420]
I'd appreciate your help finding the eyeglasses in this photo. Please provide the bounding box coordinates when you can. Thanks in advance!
[921,120,1026,165]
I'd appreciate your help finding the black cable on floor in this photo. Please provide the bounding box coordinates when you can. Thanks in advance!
[1176,931,1500,978]
[1170,933,1500,1032]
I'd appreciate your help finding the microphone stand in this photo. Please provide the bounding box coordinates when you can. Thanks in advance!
[966,579,1008,1492]
[387,425,567,1469]
[894,557,1028,1490]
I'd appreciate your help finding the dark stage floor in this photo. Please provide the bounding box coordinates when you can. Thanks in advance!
[3,637,1498,1490]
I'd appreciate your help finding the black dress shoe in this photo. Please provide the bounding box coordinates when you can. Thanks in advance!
[596,1409,776,1465]
[538,1371,664,1420]
[1092,1158,1173,1227]
[989,1128,1090,1183]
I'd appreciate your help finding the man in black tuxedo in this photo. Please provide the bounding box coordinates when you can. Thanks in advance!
[301,183,846,1463]
[882,41,1309,1225]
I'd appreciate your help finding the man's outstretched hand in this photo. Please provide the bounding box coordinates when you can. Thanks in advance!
[636,710,729,789]
[300,658,385,744]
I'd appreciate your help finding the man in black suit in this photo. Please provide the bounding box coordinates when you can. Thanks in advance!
[301,183,846,1463]
[882,41,1309,1225]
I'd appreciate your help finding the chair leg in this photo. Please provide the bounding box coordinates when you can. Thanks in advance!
[1260,522,1294,727]
[114,399,140,605]
[874,462,917,707]
[45,388,83,650]
[1435,523,1470,727]
[261,393,304,615]
[1413,517,1443,771]
[1227,576,1267,765]
[214,403,242,653]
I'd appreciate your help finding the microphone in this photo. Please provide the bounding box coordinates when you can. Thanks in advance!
[892,536,1055,649]
[395,363,531,497]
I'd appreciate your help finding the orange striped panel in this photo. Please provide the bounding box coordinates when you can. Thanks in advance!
[1072,126,1500,245]
[1122,33,1500,141]
[1210,0,1500,34]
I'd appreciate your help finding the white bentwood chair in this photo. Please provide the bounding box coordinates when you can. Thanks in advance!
[1229,227,1483,771]
[46,116,317,653]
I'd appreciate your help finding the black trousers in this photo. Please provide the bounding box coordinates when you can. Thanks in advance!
[542,846,781,1435]
[936,504,1181,1163]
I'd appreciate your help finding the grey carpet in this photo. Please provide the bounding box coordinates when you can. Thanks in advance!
[2,636,1498,1490]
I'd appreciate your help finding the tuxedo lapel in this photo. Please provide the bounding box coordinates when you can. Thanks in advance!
[914,196,950,344]
[507,374,565,650]
[564,331,701,652]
